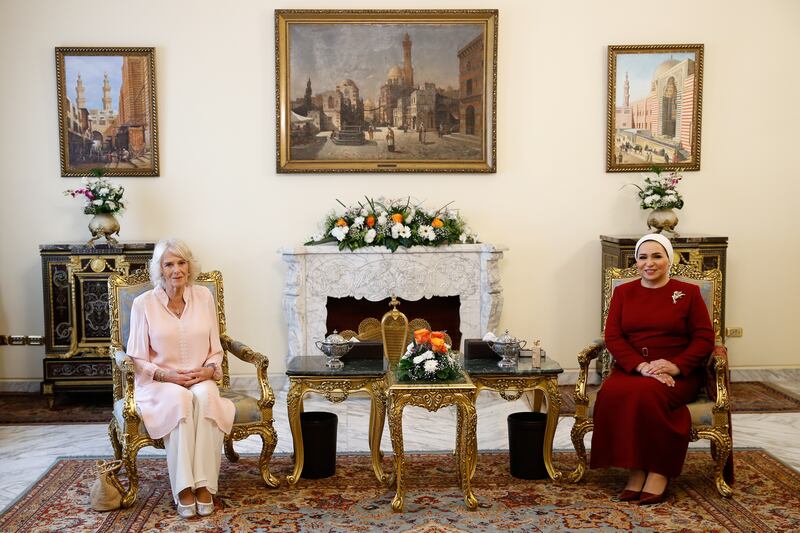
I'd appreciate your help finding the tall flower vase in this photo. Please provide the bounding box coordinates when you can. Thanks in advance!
[646,208,679,236]
[87,213,121,247]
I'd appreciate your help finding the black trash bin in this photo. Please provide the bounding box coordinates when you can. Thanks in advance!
[507,411,547,479]
[300,411,338,479]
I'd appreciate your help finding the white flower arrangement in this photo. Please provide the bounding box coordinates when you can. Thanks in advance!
[306,196,477,252]
[629,167,685,210]
[396,329,461,382]
[63,169,126,215]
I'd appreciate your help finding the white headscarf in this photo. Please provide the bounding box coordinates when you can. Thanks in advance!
[634,233,675,268]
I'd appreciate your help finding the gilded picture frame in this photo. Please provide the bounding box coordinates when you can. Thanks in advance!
[607,44,704,172]
[275,10,498,173]
[56,47,159,177]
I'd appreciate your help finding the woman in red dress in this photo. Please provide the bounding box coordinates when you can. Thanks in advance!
[590,233,714,505]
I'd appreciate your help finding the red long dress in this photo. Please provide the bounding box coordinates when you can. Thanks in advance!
[590,278,715,477]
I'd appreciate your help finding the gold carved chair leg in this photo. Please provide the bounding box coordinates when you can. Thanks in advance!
[223,435,239,462]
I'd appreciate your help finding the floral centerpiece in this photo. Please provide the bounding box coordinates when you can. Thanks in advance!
[63,168,126,215]
[628,166,684,234]
[629,166,684,210]
[306,196,476,252]
[397,329,461,382]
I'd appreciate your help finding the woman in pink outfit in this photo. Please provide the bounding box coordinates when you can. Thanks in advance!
[127,239,235,518]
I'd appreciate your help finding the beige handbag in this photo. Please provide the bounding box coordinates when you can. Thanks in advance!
[90,459,124,511]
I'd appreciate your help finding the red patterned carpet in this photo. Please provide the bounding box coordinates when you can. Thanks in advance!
[1,450,799,532]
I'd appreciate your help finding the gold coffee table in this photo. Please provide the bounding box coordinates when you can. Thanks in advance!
[387,370,478,512]
[286,356,390,486]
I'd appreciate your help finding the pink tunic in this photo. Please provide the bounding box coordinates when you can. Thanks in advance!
[127,284,235,439]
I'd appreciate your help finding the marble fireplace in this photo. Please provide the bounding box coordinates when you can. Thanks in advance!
[280,244,506,361]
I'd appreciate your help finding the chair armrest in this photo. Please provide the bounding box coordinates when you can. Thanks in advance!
[575,339,605,407]
[220,334,275,410]
[709,343,731,414]
[111,349,139,423]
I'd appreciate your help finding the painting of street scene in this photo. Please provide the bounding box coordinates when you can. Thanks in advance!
[277,11,497,172]
[608,45,703,172]
[57,48,158,176]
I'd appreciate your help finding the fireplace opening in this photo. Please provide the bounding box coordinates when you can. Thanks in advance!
[325,296,462,349]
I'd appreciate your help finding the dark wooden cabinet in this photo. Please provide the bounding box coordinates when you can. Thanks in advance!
[600,234,729,333]
[39,242,154,403]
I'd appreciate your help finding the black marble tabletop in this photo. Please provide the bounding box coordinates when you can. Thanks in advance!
[464,356,563,376]
[286,356,387,376]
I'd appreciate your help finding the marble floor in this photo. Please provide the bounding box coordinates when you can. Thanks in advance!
[1,375,799,514]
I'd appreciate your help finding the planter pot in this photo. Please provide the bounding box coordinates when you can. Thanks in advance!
[87,212,121,247]
[646,208,679,235]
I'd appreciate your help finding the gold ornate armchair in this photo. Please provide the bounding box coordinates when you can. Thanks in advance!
[107,270,279,507]
[570,263,734,497]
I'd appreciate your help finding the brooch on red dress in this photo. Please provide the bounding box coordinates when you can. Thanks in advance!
[672,290,685,304]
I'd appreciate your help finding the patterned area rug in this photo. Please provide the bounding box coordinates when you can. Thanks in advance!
[558,381,800,415]
[1,450,799,532]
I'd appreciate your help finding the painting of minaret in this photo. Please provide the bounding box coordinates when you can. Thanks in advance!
[608,45,703,172]
[56,47,159,176]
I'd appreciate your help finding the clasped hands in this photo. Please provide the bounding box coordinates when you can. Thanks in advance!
[636,359,680,387]
[157,366,215,387]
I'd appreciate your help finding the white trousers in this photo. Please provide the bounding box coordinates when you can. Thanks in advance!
[162,381,224,503]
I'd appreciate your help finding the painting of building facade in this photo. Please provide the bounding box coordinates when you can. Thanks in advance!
[607,44,703,172]
[56,47,159,177]
[276,10,498,173]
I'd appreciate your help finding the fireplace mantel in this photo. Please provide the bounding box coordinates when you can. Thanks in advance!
[280,244,506,360]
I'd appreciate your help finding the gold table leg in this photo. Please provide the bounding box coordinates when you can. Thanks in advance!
[368,380,391,484]
[457,399,478,510]
[389,398,406,512]
[538,377,563,481]
[286,380,305,486]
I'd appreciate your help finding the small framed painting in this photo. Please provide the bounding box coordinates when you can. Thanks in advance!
[607,44,703,172]
[56,47,159,177]
[275,9,498,173]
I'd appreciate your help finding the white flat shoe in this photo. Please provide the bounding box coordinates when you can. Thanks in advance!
[196,499,214,516]
[177,501,196,518]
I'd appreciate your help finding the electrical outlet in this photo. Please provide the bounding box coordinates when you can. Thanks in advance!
[725,326,743,338]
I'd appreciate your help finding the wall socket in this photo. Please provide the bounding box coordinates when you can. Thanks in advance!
[725,326,744,337]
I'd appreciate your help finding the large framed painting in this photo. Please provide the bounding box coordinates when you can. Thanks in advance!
[56,47,159,177]
[607,44,704,172]
[275,10,498,173]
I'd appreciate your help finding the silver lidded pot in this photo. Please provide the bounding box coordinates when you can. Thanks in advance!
[315,330,352,369]
[488,329,527,368]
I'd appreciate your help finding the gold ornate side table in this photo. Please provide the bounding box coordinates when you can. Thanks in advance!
[285,356,390,486]
[466,356,565,481]
[387,371,478,512]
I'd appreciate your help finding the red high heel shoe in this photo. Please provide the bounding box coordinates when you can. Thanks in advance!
[638,481,670,505]
[617,489,642,502]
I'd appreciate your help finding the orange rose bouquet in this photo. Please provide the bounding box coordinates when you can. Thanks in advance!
[397,328,461,382]
[306,196,477,252]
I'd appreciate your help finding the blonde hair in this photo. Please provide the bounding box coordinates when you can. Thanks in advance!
[149,238,200,289]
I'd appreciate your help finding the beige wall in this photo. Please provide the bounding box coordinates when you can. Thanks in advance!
[1,0,798,382]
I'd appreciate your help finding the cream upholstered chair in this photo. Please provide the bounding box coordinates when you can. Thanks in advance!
[107,270,279,507]
[381,297,409,367]
[570,263,734,497]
